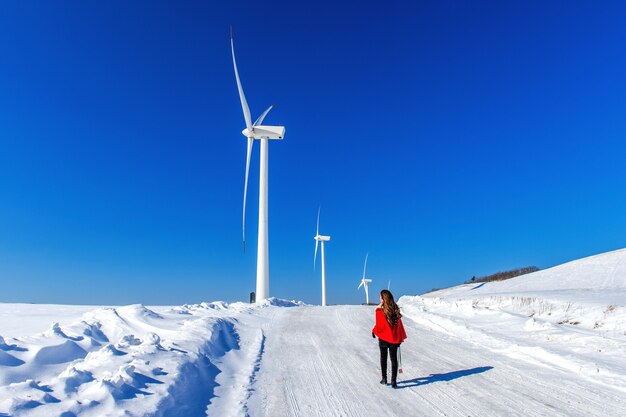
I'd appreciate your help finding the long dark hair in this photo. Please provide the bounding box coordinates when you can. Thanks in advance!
[380,289,401,326]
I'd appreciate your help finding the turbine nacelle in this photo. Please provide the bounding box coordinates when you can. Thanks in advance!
[314,235,331,242]
[242,125,285,140]
[358,278,372,289]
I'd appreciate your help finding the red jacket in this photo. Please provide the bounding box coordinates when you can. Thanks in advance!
[372,307,407,344]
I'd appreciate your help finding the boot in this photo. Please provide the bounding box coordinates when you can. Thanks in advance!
[391,379,397,388]
[380,376,387,385]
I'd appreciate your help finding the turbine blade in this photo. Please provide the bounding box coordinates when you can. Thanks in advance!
[358,280,364,290]
[362,253,368,280]
[316,206,321,236]
[314,240,319,270]
[230,34,252,131]
[242,137,254,251]
[254,104,274,126]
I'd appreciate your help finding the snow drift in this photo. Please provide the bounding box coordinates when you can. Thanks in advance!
[0,300,302,417]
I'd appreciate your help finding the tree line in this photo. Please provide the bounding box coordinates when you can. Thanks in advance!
[464,266,540,284]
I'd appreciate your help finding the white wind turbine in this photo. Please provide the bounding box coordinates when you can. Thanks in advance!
[313,207,331,306]
[358,253,373,305]
[231,30,285,302]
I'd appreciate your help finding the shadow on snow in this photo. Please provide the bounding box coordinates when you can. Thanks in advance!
[397,366,493,388]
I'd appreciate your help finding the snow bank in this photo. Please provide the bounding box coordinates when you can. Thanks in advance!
[399,248,626,394]
[0,299,304,417]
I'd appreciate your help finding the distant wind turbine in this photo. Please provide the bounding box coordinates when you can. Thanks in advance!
[314,207,331,306]
[358,253,373,305]
[231,29,285,302]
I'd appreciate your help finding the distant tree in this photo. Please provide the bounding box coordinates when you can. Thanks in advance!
[471,276,476,282]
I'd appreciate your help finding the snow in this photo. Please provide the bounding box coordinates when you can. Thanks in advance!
[426,247,626,304]
[248,305,625,416]
[0,299,303,417]
[1,249,626,416]
[399,247,626,400]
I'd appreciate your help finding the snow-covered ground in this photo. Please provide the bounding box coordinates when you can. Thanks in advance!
[399,248,626,405]
[1,248,625,416]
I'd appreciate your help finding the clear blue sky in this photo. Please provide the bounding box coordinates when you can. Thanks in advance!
[1,1,625,305]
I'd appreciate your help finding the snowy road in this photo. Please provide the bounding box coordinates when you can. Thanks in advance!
[244,305,626,417]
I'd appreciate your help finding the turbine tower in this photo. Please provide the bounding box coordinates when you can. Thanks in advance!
[231,31,285,302]
[358,253,373,304]
[314,207,331,306]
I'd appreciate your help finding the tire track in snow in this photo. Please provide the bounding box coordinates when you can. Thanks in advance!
[242,330,266,417]
[206,312,273,417]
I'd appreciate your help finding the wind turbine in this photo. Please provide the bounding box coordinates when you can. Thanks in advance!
[358,253,373,305]
[313,207,331,306]
[231,30,285,302]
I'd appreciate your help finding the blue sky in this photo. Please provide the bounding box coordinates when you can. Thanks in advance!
[1,1,625,305]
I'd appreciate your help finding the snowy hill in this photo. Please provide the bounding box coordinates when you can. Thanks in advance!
[399,248,626,402]
[425,247,626,303]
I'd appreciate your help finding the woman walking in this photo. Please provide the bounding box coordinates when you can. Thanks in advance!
[372,289,407,388]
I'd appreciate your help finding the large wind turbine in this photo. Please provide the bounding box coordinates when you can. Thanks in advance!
[231,31,285,302]
[314,208,331,306]
[358,253,373,305]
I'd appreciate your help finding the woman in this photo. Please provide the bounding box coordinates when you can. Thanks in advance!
[372,289,407,388]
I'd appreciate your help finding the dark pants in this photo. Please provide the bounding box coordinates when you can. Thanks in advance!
[379,339,400,382]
